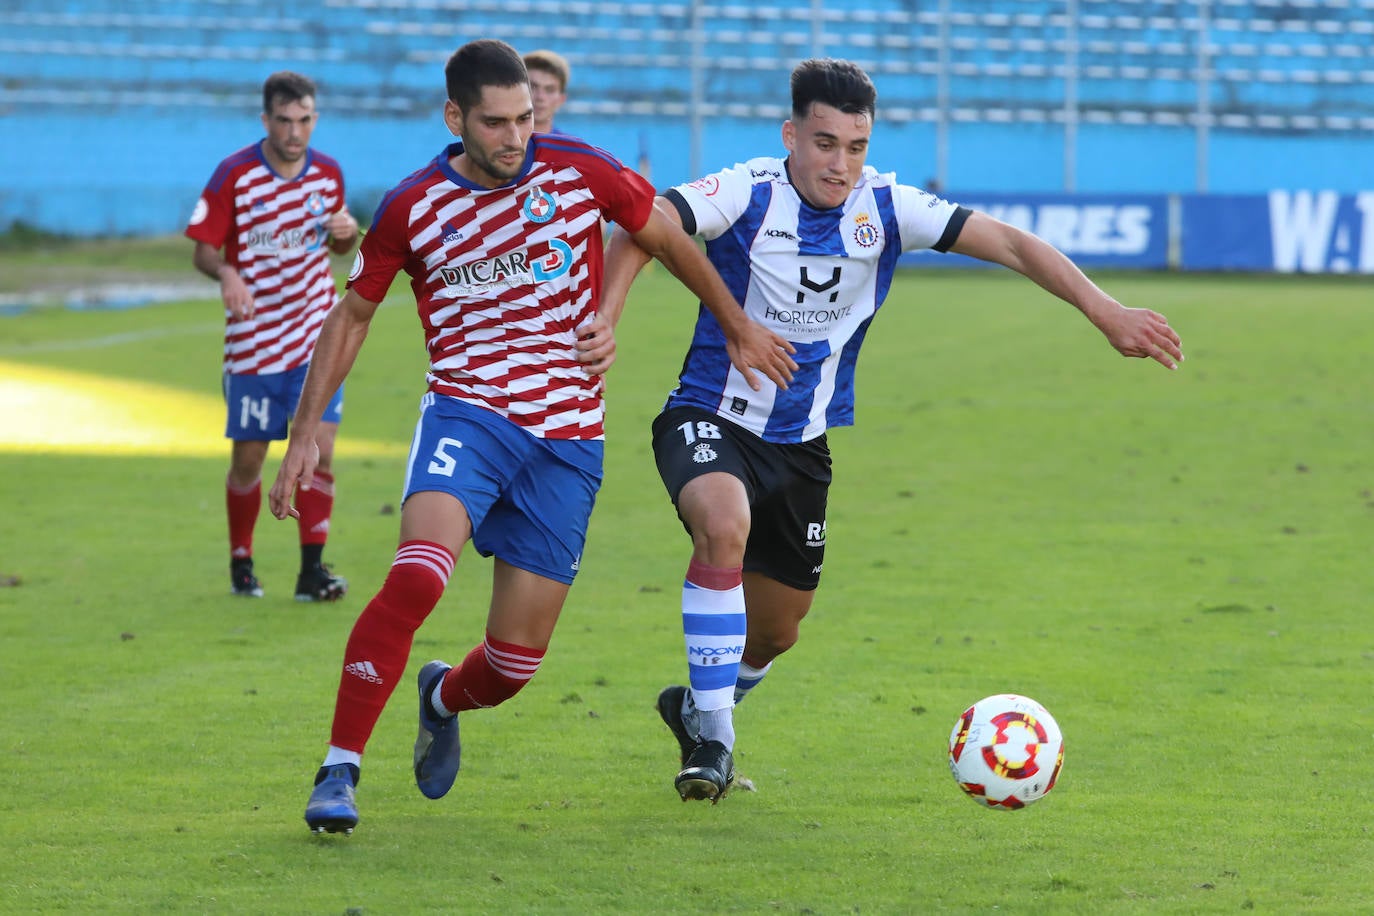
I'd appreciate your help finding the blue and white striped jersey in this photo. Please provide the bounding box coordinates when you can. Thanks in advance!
[663,156,968,443]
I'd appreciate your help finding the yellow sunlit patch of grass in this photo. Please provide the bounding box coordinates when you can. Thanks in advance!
[0,359,405,457]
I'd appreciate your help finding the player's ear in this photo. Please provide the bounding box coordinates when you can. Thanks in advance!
[781,119,796,153]
[443,99,464,137]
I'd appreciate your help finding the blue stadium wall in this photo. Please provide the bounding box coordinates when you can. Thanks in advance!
[2,0,1372,259]
[3,109,1369,240]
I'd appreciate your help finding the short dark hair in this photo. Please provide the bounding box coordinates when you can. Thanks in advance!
[524,49,571,92]
[790,58,876,121]
[445,39,528,113]
[262,71,316,115]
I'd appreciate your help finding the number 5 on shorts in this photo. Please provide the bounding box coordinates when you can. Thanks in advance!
[427,437,464,476]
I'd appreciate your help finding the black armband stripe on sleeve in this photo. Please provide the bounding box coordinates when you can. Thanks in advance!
[932,206,973,253]
[663,188,698,236]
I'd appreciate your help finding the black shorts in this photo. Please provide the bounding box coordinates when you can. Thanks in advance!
[651,405,832,590]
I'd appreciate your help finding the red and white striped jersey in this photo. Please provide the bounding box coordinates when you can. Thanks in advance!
[186,142,345,375]
[347,136,655,440]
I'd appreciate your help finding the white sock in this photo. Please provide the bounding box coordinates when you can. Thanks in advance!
[430,682,453,718]
[695,702,736,751]
[322,746,361,769]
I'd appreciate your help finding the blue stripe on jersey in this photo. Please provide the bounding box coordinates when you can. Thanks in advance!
[206,144,260,193]
[763,338,831,440]
[312,150,342,172]
[535,135,625,171]
[822,187,900,430]
[682,611,748,636]
[714,181,771,303]
[826,314,871,429]
[872,185,902,309]
[675,182,773,404]
[372,158,445,225]
[797,203,848,256]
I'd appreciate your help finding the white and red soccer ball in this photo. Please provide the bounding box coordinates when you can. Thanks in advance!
[948,693,1064,810]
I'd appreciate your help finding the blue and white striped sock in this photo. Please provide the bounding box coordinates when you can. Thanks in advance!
[734,657,773,705]
[682,559,745,751]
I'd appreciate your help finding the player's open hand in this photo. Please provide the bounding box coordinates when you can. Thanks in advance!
[1098,304,1184,370]
[576,312,617,376]
[727,320,798,391]
[268,439,320,520]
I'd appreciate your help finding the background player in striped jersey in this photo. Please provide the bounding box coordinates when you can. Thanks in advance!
[187,71,357,602]
[266,39,796,836]
[601,58,1185,803]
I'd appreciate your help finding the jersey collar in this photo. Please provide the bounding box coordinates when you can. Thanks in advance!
[255,140,314,182]
[437,140,536,190]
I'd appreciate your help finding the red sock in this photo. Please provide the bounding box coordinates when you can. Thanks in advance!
[687,558,743,590]
[329,541,455,753]
[226,476,260,560]
[295,470,334,547]
[439,633,545,712]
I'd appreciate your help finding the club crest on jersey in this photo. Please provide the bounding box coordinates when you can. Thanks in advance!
[853,212,880,247]
[687,175,720,196]
[523,187,558,224]
[692,443,718,464]
[306,191,327,217]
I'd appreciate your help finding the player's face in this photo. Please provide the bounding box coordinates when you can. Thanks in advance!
[527,70,566,132]
[782,102,872,210]
[260,96,317,168]
[445,84,534,188]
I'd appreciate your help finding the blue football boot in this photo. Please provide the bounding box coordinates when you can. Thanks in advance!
[413,660,462,799]
[305,764,359,835]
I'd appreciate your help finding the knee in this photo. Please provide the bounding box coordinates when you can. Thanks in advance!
[229,454,264,484]
[688,512,750,561]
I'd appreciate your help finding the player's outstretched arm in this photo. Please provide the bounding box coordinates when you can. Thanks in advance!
[611,199,798,391]
[948,211,1184,370]
[268,289,380,520]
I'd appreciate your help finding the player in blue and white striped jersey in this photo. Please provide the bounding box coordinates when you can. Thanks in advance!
[602,58,1184,803]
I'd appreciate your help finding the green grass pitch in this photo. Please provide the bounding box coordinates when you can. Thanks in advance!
[1,240,1372,913]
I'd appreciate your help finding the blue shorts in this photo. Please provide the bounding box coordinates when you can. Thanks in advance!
[223,364,344,441]
[403,393,604,585]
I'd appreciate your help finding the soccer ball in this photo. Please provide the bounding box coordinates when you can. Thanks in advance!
[947,693,1064,810]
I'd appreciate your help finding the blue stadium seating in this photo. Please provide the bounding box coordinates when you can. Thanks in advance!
[1,0,1370,234]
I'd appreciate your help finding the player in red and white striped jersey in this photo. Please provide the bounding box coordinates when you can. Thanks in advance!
[267,39,798,836]
[187,71,358,603]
